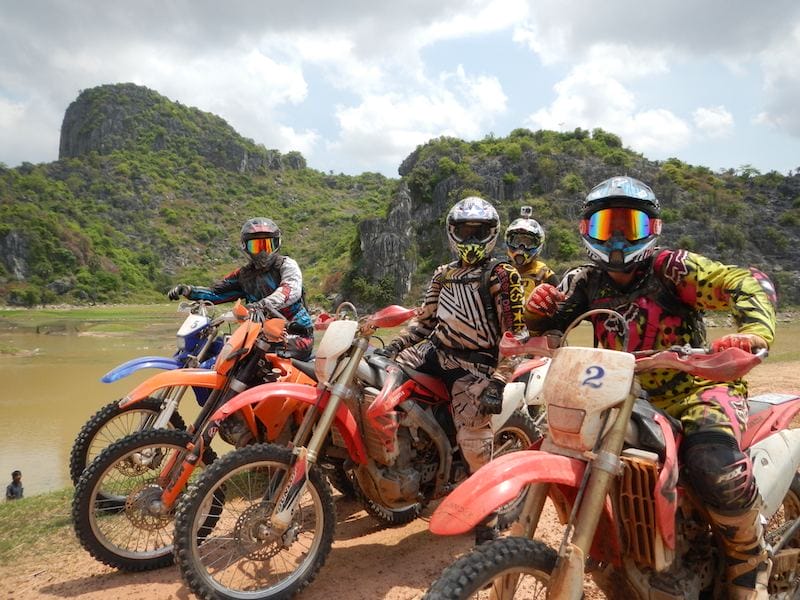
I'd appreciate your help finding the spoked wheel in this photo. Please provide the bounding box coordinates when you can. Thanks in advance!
[174,443,336,600]
[69,396,187,485]
[423,537,557,599]
[765,472,800,598]
[493,409,540,458]
[71,428,215,571]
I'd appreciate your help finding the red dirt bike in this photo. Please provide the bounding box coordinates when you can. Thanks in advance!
[424,309,800,599]
[171,302,541,600]
[71,301,317,572]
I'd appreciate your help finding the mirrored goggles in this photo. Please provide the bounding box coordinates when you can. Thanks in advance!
[507,232,542,251]
[584,207,655,242]
[452,222,493,243]
[245,237,277,254]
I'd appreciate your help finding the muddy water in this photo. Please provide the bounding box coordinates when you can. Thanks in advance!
[0,319,209,497]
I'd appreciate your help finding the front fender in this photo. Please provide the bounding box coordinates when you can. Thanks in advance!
[119,369,225,408]
[101,355,181,383]
[212,382,368,464]
[430,451,588,535]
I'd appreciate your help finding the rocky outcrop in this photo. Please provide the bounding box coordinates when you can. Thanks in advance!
[59,83,303,174]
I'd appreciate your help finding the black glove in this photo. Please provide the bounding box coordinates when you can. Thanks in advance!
[480,379,505,415]
[373,345,399,359]
[167,284,192,300]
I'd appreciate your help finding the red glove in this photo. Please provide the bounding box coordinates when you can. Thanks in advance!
[711,333,768,354]
[526,284,565,317]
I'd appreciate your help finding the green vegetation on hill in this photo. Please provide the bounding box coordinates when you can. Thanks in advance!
[2,83,799,309]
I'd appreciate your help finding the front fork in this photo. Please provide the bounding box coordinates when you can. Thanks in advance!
[547,383,639,600]
[270,336,370,532]
[150,385,188,429]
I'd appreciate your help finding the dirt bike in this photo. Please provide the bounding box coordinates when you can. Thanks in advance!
[171,302,541,600]
[69,300,234,485]
[423,310,800,599]
[71,301,318,572]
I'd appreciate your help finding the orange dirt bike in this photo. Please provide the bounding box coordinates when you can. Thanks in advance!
[71,301,317,572]
[423,309,800,599]
[171,302,541,600]
[69,300,236,485]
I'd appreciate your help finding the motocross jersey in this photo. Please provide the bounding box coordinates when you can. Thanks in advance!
[388,258,527,367]
[518,259,559,301]
[188,255,313,332]
[527,249,776,403]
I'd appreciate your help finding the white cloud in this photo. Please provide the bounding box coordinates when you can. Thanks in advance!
[330,66,507,170]
[693,106,734,138]
[527,46,691,154]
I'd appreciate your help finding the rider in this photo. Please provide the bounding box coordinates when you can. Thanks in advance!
[376,196,528,475]
[168,217,314,360]
[504,206,559,300]
[525,176,777,600]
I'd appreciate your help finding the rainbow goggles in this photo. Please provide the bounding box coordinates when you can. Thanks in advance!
[245,237,277,254]
[581,207,660,242]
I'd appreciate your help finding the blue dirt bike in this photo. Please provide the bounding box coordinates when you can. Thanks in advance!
[68,300,235,485]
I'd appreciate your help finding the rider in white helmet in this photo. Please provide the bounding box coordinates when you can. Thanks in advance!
[377,196,528,476]
[504,206,559,301]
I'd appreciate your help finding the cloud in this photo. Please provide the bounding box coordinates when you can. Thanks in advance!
[329,66,507,172]
[693,106,734,138]
[526,45,692,154]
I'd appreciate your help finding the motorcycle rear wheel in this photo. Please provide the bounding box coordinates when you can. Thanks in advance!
[493,409,540,458]
[174,442,336,600]
[765,472,800,597]
[423,536,558,599]
[69,396,187,486]
[71,428,216,571]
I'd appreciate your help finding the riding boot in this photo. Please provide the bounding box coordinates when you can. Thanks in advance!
[707,501,771,600]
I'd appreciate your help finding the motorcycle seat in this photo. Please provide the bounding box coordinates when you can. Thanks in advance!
[628,397,682,461]
[397,365,451,401]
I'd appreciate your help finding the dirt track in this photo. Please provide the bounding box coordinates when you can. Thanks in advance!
[1,362,798,600]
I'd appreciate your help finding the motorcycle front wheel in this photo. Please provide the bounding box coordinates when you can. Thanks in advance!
[71,428,216,571]
[69,396,187,485]
[423,537,557,599]
[174,443,336,600]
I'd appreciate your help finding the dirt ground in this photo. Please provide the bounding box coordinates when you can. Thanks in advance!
[2,362,799,600]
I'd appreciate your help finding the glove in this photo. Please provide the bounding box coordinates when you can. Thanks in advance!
[373,345,399,359]
[480,379,505,415]
[526,284,565,317]
[248,307,266,323]
[167,284,192,300]
[711,333,768,354]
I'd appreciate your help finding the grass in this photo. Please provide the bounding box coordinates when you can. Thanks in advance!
[0,488,76,566]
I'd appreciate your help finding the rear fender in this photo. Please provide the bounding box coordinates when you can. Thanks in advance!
[211,382,368,464]
[742,394,800,450]
[119,369,225,408]
[101,356,181,383]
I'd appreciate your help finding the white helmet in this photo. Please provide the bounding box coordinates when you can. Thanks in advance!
[505,206,545,269]
[446,196,499,265]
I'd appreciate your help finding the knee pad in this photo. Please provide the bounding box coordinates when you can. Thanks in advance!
[682,432,757,511]
[457,426,494,474]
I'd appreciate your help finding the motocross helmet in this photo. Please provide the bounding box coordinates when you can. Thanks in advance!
[579,176,662,272]
[241,218,281,267]
[505,206,545,269]
[446,196,499,265]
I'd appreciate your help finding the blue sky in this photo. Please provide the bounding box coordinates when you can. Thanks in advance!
[2,0,800,178]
